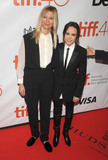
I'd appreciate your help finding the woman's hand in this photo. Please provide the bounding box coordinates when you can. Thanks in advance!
[73,96,80,103]
[19,84,25,97]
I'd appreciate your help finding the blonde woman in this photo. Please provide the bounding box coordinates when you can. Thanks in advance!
[17,5,58,152]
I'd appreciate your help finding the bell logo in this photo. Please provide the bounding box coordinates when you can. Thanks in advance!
[92,0,108,6]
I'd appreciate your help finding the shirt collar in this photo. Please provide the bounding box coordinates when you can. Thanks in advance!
[40,32,51,39]
[64,43,75,51]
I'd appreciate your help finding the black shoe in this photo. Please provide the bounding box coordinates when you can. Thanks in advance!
[42,141,53,152]
[62,131,71,146]
[53,133,60,147]
[27,136,38,147]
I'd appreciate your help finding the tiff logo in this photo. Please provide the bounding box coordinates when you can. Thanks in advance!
[14,106,40,118]
[13,0,37,6]
[85,73,90,85]
[14,106,28,118]
[79,21,99,37]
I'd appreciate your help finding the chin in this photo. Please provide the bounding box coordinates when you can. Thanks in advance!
[44,27,51,30]
[67,44,72,47]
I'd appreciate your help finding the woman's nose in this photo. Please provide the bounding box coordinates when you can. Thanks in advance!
[46,18,49,23]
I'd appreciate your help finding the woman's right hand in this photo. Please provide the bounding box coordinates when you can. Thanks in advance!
[19,84,25,97]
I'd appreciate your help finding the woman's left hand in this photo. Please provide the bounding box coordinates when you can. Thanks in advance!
[73,96,80,103]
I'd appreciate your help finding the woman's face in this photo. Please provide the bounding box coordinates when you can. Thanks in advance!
[64,26,77,47]
[41,11,54,33]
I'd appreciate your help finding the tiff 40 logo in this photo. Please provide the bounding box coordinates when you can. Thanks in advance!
[13,0,69,6]
[79,20,108,37]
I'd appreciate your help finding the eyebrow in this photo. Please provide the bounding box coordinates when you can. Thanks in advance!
[66,32,77,35]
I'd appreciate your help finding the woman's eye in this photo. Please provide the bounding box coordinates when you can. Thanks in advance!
[72,34,77,36]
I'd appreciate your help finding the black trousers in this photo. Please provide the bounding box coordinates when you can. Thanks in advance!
[24,68,53,142]
[53,99,74,132]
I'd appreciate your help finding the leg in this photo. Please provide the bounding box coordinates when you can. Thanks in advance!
[39,70,53,142]
[39,70,53,152]
[53,99,62,147]
[24,71,40,146]
[24,71,39,137]
[63,101,74,131]
[25,84,39,138]
[39,91,51,142]
[53,99,62,132]
[63,101,74,146]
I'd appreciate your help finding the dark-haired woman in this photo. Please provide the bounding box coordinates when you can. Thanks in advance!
[53,21,87,147]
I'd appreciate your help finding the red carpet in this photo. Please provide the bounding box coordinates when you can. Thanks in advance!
[0,108,108,160]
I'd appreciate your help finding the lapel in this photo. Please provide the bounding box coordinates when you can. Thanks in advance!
[32,37,40,67]
[51,32,54,48]
[66,44,79,70]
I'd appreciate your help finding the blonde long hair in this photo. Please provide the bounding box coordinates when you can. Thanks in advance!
[32,6,58,48]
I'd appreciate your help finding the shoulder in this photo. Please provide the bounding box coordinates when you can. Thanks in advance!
[23,31,34,40]
[76,44,87,55]
[23,31,36,45]
[58,42,64,49]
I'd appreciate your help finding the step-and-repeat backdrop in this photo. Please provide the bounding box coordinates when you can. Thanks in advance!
[0,0,108,129]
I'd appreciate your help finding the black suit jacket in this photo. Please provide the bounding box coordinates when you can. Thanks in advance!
[23,31,58,70]
[95,50,108,60]
[53,43,87,102]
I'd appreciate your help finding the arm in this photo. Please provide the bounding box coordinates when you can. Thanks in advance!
[87,46,108,60]
[17,38,25,97]
[95,50,108,60]
[73,49,87,102]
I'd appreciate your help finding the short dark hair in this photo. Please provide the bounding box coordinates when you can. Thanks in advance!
[63,21,80,44]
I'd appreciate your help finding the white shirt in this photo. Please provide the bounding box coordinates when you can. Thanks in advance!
[39,32,53,68]
[59,42,75,99]
[17,32,53,84]
[63,43,75,68]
